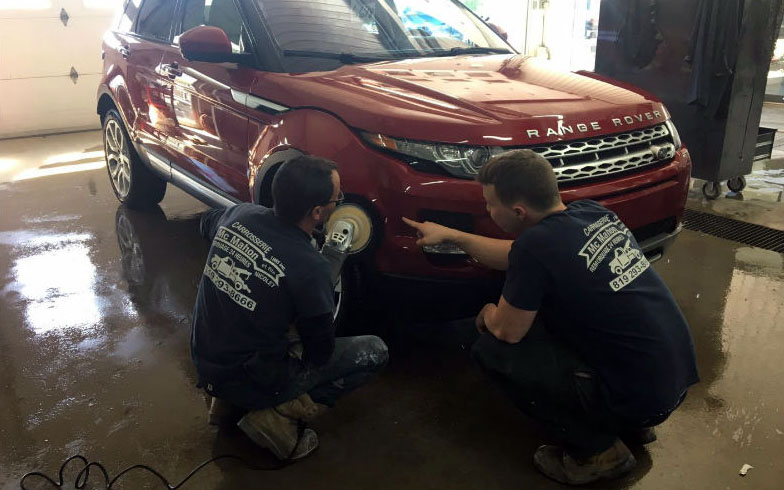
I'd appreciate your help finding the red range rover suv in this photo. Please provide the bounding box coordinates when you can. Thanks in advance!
[98,0,691,293]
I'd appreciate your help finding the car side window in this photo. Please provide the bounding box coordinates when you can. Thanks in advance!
[135,0,176,41]
[117,0,138,32]
[178,0,251,54]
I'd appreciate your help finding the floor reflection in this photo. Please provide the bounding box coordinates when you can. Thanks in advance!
[3,231,100,335]
[114,204,208,326]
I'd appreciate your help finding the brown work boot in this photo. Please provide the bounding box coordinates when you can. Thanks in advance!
[237,398,321,461]
[207,397,245,426]
[620,427,657,446]
[533,439,636,485]
[291,428,319,460]
[274,393,328,422]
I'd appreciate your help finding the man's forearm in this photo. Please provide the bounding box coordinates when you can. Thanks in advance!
[452,231,513,271]
[480,298,536,344]
[200,208,227,241]
[480,303,504,340]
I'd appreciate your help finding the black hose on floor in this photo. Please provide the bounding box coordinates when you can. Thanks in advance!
[21,454,285,489]
[20,423,307,489]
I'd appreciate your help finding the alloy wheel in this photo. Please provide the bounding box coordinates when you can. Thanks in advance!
[105,119,132,199]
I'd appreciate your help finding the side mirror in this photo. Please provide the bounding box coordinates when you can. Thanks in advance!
[179,25,251,64]
[487,22,509,42]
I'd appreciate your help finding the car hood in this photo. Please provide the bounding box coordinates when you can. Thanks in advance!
[257,55,669,146]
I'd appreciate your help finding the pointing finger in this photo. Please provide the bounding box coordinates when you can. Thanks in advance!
[402,217,421,229]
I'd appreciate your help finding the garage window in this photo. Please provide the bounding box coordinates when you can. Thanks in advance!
[135,0,175,41]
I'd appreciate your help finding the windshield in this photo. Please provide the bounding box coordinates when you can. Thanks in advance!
[254,0,513,71]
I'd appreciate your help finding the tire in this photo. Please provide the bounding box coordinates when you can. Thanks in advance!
[103,109,166,208]
[702,181,721,200]
[727,176,746,193]
[333,261,380,336]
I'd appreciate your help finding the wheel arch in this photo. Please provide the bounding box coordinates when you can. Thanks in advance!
[97,85,136,138]
[251,148,305,206]
[97,93,117,123]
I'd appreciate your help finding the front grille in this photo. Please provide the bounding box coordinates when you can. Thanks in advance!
[528,124,677,184]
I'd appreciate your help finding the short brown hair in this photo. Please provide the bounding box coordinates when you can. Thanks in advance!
[272,155,338,223]
[477,149,560,211]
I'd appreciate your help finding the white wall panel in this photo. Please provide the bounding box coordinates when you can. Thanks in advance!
[0,0,122,139]
[0,0,122,19]
[0,17,111,79]
[0,1,58,19]
[0,74,103,138]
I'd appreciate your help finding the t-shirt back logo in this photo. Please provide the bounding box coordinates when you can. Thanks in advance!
[214,223,286,287]
[210,255,251,293]
[578,214,650,292]
[202,222,289,312]
[204,254,257,312]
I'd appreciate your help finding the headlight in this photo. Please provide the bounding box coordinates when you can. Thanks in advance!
[665,119,682,149]
[361,132,493,179]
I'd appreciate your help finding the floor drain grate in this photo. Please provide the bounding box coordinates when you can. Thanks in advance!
[682,209,784,253]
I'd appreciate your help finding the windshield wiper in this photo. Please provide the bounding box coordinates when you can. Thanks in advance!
[282,50,399,64]
[432,46,513,57]
[282,47,512,64]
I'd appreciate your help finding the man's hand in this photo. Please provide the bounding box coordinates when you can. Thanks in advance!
[475,303,496,333]
[402,217,459,247]
[403,217,513,271]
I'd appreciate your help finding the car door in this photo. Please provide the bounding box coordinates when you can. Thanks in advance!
[119,0,179,178]
[159,0,256,202]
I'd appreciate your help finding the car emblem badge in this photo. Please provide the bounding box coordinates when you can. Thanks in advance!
[650,145,670,160]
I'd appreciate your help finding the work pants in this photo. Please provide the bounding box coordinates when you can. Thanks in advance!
[467,318,682,458]
[209,335,388,410]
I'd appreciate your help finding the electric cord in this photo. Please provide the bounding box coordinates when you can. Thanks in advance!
[20,422,307,489]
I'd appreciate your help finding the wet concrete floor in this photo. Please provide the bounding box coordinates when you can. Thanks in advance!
[1,131,783,489]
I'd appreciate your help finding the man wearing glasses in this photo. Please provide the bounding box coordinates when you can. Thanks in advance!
[191,156,388,461]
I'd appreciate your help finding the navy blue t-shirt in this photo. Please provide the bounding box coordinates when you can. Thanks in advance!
[191,204,334,392]
[502,200,699,420]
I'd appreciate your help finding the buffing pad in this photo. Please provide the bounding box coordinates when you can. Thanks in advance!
[326,203,373,253]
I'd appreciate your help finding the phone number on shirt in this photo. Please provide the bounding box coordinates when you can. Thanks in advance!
[204,265,258,311]
[609,256,650,292]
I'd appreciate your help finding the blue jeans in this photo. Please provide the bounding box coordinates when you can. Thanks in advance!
[211,335,388,410]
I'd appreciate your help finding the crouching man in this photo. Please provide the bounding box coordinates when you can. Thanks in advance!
[191,156,388,461]
[404,150,698,485]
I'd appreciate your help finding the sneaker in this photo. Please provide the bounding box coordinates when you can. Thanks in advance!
[207,397,245,427]
[620,427,657,446]
[533,439,636,485]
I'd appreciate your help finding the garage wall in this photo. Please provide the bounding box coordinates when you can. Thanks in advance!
[0,0,123,140]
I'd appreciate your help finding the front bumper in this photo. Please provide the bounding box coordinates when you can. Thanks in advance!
[365,147,692,280]
[639,224,682,262]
